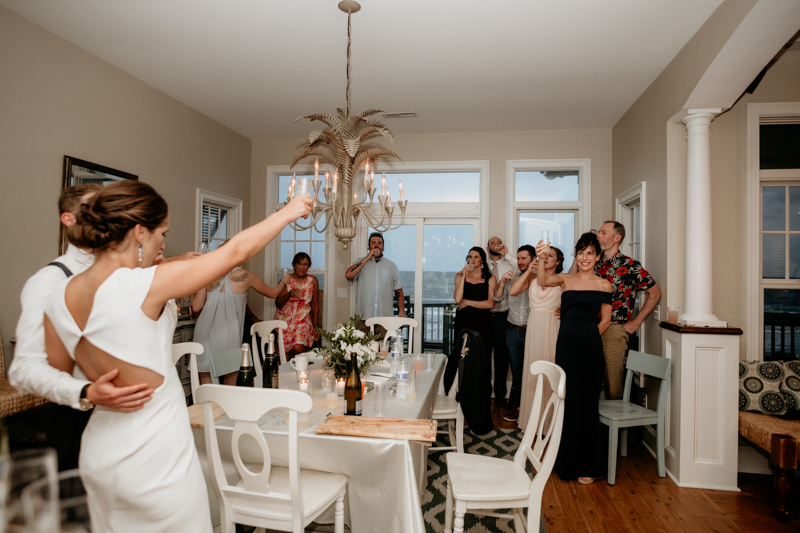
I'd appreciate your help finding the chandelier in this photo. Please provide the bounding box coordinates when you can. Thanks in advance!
[286,0,406,250]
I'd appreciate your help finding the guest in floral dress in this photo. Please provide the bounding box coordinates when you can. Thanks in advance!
[275,252,320,358]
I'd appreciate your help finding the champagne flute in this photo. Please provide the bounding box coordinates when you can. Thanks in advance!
[541,231,550,253]
[197,241,209,254]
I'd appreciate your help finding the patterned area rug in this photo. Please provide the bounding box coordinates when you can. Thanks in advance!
[422,428,547,533]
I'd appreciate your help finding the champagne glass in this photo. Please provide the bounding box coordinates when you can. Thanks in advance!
[541,230,550,253]
[197,241,209,254]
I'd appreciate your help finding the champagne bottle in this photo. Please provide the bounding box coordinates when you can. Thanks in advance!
[236,343,255,387]
[345,352,362,416]
[263,333,279,389]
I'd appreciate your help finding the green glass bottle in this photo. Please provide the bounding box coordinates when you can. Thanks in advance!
[345,353,362,416]
[236,343,255,387]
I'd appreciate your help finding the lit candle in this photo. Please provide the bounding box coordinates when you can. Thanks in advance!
[314,158,319,183]
[287,182,293,201]
[299,381,308,392]
[289,174,296,199]
[353,191,358,204]
[386,190,392,207]
[325,171,330,189]
[381,174,387,196]
[332,171,338,194]
[399,180,405,202]
[370,171,375,190]
[336,378,345,393]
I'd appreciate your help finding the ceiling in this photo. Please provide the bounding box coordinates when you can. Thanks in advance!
[1,0,725,140]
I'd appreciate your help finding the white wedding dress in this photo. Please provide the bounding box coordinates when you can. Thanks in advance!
[46,266,211,532]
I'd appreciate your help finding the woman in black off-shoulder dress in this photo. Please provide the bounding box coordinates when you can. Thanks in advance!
[536,233,612,484]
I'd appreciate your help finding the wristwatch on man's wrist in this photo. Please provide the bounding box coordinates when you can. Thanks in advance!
[79,384,94,410]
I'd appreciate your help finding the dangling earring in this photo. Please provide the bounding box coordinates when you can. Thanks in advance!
[138,243,143,263]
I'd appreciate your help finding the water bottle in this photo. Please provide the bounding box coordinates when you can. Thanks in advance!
[396,359,410,400]
[389,336,403,377]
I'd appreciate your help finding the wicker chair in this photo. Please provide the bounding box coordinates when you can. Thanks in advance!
[0,329,49,418]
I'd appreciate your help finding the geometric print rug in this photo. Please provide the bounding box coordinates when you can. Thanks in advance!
[422,428,547,533]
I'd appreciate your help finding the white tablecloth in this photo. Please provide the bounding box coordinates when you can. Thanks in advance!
[192,353,446,532]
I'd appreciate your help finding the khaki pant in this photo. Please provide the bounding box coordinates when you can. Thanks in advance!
[601,324,629,400]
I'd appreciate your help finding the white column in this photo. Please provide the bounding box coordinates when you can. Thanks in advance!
[680,109,727,327]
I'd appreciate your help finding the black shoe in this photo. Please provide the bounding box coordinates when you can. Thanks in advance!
[496,398,508,409]
[503,408,520,422]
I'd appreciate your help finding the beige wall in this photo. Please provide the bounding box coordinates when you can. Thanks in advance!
[0,7,252,359]
[612,0,759,355]
[251,129,612,325]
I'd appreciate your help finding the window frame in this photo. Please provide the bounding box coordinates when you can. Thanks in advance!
[195,189,242,251]
[506,159,592,251]
[746,102,800,361]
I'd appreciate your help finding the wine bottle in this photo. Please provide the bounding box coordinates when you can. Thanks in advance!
[345,352,362,416]
[236,343,255,387]
[263,333,279,389]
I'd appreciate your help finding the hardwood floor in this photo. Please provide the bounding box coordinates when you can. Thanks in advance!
[489,399,799,532]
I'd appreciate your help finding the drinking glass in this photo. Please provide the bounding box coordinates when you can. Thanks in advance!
[668,306,680,325]
[412,354,424,374]
[380,338,390,359]
[374,383,386,417]
[197,241,209,254]
[324,375,339,410]
[541,230,550,252]
[405,368,417,403]
[423,352,436,371]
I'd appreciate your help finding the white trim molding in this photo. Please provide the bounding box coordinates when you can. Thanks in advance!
[194,188,242,248]
[746,102,800,361]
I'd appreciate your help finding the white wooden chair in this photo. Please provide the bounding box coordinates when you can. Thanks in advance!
[171,342,201,402]
[252,320,288,365]
[196,385,348,533]
[365,317,418,355]
[598,350,671,485]
[430,364,464,454]
[444,361,566,533]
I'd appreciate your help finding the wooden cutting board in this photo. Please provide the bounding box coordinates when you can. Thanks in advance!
[187,402,225,428]
[315,415,437,442]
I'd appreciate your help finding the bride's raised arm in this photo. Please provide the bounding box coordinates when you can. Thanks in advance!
[147,196,313,311]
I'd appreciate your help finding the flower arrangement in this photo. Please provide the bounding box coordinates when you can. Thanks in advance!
[315,315,383,378]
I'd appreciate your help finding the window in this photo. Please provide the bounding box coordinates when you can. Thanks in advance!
[507,159,592,272]
[747,104,800,361]
[195,189,242,252]
[616,182,647,350]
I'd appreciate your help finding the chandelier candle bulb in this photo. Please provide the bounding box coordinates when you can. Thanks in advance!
[370,171,374,191]
[325,171,330,189]
[314,158,319,181]
[381,174,386,196]
[399,181,404,202]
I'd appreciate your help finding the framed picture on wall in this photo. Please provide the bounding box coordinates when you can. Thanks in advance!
[59,156,138,255]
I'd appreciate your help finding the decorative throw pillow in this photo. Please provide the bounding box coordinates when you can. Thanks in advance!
[781,360,800,411]
[739,361,787,415]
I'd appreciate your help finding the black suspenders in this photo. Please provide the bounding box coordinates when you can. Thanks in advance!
[48,261,74,278]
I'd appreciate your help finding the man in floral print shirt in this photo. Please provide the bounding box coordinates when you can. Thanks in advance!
[595,221,661,400]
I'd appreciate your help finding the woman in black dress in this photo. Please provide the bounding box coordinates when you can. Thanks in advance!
[536,233,611,484]
[453,246,496,364]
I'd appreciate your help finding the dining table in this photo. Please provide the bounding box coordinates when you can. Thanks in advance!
[191,352,446,532]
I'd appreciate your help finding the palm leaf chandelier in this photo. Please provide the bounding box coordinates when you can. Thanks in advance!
[286,0,406,250]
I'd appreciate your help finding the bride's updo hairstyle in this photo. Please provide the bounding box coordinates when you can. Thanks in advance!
[68,180,168,252]
[574,231,601,257]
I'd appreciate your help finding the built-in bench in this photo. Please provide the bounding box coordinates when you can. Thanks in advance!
[738,411,800,523]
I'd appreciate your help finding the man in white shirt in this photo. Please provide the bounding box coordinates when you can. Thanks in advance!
[486,236,517,407]
[346,232,406,320]
[10,184,154,470]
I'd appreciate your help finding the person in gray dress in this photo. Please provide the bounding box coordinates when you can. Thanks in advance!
[192,265,286,384]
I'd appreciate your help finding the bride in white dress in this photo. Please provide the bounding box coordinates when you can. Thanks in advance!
[43,180,313,532]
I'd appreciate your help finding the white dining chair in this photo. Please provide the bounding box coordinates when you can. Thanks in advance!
[196,385,348,533]
[171,342,202,402]
[444,361,566,533]
[251,320,288,365]
[365,316,418,355]
[430,364,464,454]
[598,350,671,485]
